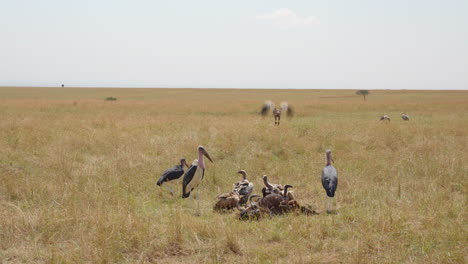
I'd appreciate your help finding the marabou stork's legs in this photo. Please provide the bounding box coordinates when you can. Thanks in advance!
[326,197,334,213]
[161,184,175,196]
[277,115,280,126]
[193,189,201,216]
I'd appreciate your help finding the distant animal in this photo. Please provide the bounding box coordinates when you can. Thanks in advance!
[61,84,64,88]
[156,158,189,195]
[233,170,254,205]
[261,101,293,126]
[380,115,391,122]
[182,145,213,198]
[401,113,409,121]
[321,150,338,213]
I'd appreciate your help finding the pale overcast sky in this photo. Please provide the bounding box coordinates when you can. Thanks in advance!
[1,0,467,89]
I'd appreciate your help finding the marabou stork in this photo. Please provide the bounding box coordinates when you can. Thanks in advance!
[233,170,254,205]
[156,158,189,195]
[380,115,391,122]
[321,150,338,213]
[182,145,213,198]
[260,101,293,126]
[401,113,409,121]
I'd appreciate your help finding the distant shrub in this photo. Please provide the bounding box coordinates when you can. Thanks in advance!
[355,90,369,101]
[105,97,117,101]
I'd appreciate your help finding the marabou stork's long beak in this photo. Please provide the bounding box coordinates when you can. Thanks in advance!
[203,150,213,162]
[198,146,213,162]
[181,158,189,168]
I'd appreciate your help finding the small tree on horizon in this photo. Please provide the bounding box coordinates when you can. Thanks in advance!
[356,90,369,101]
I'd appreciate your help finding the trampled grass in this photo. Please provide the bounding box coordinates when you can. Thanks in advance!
[0,87,466,263]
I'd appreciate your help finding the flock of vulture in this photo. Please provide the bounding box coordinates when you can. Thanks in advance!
[156,101,411,220]
[213,172,321,220]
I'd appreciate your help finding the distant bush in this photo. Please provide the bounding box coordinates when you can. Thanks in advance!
[105,97,117,101]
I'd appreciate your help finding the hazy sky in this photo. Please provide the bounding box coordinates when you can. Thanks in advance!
[1,0,467,89]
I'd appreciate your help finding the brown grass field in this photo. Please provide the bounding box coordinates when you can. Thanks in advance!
[0,87,467,263]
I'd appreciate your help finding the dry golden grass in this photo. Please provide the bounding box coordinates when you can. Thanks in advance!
[0,87,466,263]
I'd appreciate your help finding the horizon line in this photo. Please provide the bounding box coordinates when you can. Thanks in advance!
[1,86,467,91]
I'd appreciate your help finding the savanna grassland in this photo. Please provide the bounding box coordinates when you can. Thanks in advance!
[0,87,466,263]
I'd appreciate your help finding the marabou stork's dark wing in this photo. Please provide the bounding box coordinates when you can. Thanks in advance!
[182,165,198,198]
[156,165,184,186]
[280,102,293,117]
[261,100,274,116]
[321,165,338,197]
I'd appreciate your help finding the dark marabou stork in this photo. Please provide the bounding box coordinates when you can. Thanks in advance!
[401,113,409,121]
[321,150,338,213]
[260,101,293,126]
[156,158,189,195]
[182,145,213,198]
[233,170,254,205]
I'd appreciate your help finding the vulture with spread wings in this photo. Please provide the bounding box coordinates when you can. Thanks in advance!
[260,101,293,126]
